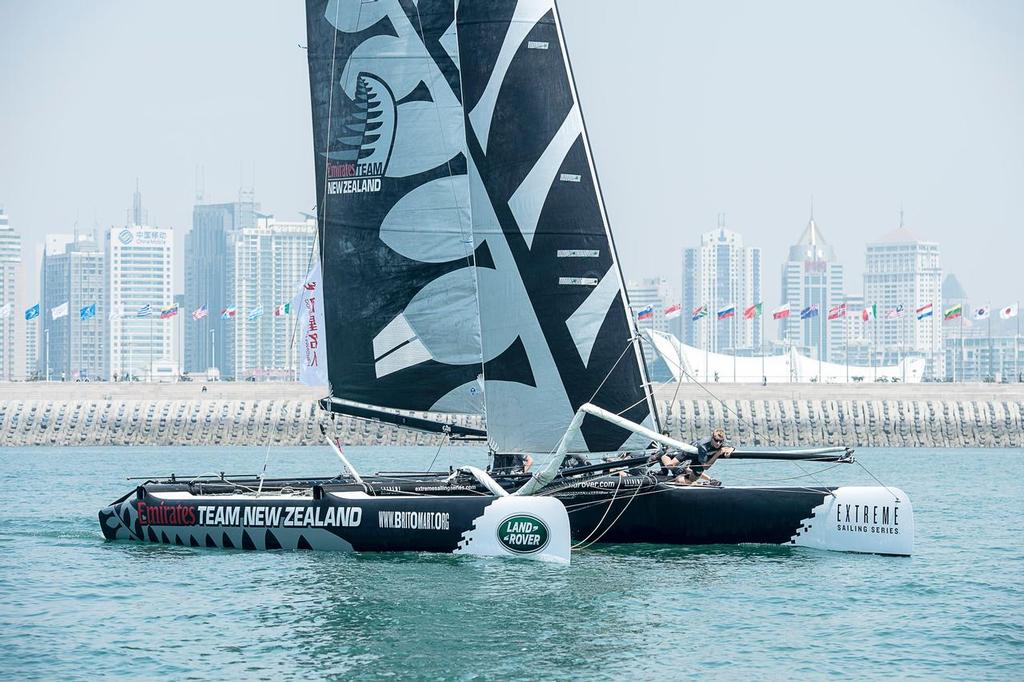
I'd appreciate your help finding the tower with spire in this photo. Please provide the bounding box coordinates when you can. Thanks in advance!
[779,206,845,363]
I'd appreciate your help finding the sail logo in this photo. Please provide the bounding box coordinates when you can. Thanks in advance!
[497,515,549,554]
[324,72,396,195]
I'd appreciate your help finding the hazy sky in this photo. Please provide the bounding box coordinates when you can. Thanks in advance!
[2,0,1022,309]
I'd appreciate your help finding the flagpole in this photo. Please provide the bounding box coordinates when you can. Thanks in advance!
[761,306,765,384]
[1017,300,1021,383]
[988,307,992,381]
[733,313,737,383]
[959,304,964,384]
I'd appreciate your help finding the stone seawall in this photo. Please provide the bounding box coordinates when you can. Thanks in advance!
[1,383,1022,448]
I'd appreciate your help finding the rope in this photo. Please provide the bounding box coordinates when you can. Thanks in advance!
[572,474,646,550]
[570,475,623,549]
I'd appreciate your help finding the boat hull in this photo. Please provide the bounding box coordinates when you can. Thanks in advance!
[98,486,571,562]
[559,478,914,555]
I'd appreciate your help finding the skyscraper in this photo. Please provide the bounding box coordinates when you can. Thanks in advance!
[863,218,943,378]
[39,239,106,380]
[780,215,844,361]
[682,224,761,353]
[184,191,259,373]
[0,208,20,380]
[224,216,316,379]
[106,225,175,380]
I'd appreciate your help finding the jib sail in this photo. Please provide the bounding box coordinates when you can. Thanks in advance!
[457,0,657,452]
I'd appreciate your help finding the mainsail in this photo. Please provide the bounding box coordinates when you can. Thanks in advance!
[305,0,657,452]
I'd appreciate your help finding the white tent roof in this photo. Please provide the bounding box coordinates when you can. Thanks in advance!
[647,331,925,383]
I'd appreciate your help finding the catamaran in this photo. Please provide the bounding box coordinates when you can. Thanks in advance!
[99,0,913,558]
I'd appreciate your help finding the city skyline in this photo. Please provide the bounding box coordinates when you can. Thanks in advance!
[2,0,1022,310]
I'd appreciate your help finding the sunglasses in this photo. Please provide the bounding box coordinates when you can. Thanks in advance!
[712,437,724,444]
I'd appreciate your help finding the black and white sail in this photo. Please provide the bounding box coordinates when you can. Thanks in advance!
[457,1,657,453]
[306,0,486,421]
[305,0,657,452]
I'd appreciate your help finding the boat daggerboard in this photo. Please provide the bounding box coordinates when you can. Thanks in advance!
[306,0,658,454]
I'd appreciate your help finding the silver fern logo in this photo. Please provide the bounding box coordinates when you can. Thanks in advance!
[325,73,396,195]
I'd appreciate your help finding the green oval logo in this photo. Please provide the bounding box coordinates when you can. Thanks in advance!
[497,514,549,554]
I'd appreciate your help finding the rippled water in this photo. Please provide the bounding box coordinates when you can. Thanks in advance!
[1,446,1021,679]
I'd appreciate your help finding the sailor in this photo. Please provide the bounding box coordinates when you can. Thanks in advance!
[659,428,733,486]
[490,453,533,474]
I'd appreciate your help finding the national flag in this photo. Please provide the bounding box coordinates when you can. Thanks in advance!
[800,304,818,320]
[221,306,237,319]
[664,303,681,320]
[943,304,962,321]
[247,306,264,320]
[691,304,708,321]
[160,304,179,319]
[1000,303,1019,320]
[973,306,990,321]
[916,303,933,320]
[743,303,762,320]
[861,304,877,322]
[0,303,11,318]
[52,301,69,320]
[137,304,152,318]
[827,303,847,320]
[274,302,292,317]
[636,305,654,321]
[771,304,790,320]
[25,304,40,320]
[717,304,736,320]
[192,304,208,320]
[79,303,96,320]
[886,304,905,319]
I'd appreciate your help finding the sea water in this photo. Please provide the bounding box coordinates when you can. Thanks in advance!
[1,446,1021,680]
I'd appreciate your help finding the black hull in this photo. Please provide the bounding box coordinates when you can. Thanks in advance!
[98,483,572,561]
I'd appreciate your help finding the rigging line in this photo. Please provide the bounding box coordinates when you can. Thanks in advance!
[854,459,902,503]
[585,337,636,406]
[573,474,645,550]
[570,475,623,550]
[425,433,450,473]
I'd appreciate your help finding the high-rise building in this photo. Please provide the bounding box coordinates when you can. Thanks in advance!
[39,239,106,380]
[225,217,316,379]
[863,219,943,378]
[779,216,844,362]
[39,235,76,381]
[682,224,761,353]
[0,208,21,380]
[184,191,259,373]
[106,225,175,380]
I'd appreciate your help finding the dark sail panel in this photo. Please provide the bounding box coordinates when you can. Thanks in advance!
[305,0,484,414]
[458,1,658,453]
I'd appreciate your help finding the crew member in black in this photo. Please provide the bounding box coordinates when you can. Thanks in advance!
[660,428,733,486]
[490,453,533,474]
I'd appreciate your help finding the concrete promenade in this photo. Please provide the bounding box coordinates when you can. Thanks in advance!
[1,382,1022,448]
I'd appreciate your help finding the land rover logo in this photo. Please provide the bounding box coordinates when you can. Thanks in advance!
[497,514,549,554]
